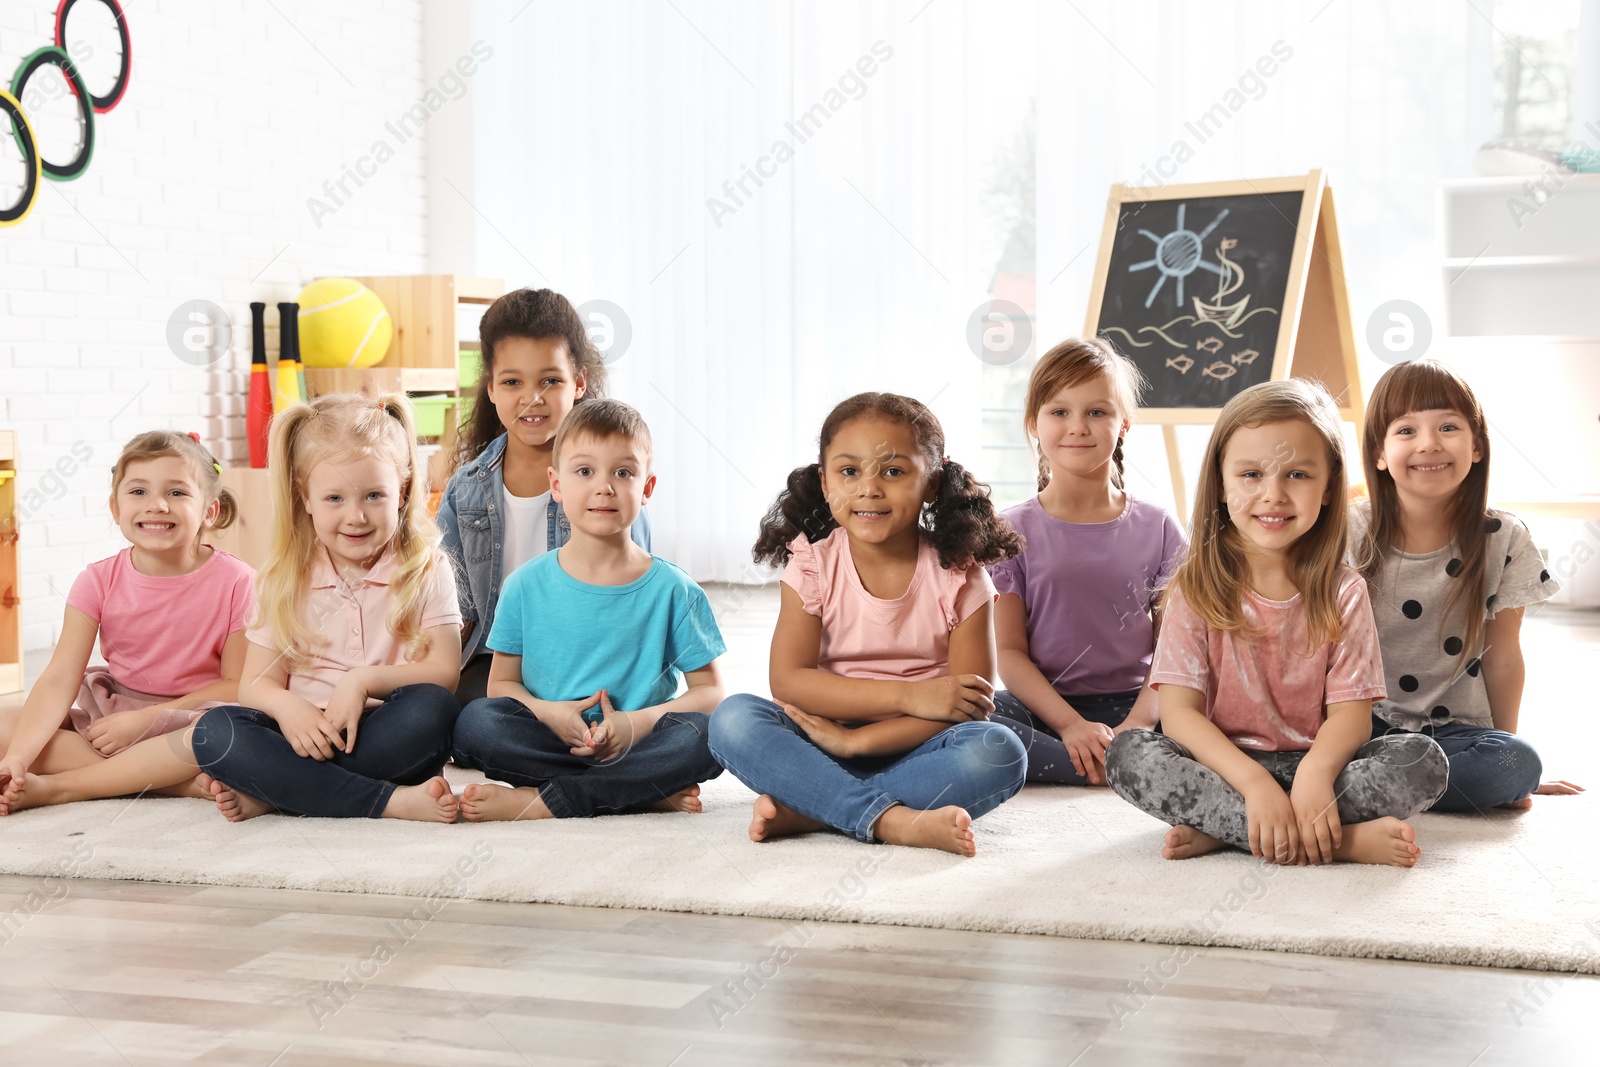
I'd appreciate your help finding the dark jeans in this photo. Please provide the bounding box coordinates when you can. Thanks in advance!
[455,653,494,708]
[191,683,460,818]
[451,697,723,817]
[989,689,1141,784]
[1105,728,1449,852]
[1371,713,1543,812]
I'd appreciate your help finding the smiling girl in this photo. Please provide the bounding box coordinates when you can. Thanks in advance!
[708,392,1027,857]
[1352,360,1581,811]
[989,338,1186,785]
[0,432,253,814]
[1105,380,1448,867]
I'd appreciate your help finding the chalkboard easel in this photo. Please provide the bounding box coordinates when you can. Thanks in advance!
[1083,170,1361,520]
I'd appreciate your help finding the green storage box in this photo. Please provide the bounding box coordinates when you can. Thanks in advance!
[459,347,482,390]
[410,395,458,437]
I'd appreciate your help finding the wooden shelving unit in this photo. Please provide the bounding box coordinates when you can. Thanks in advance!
[0,431,22,695]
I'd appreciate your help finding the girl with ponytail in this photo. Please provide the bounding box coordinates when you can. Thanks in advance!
[988,338,1186,786]
[1,431,254,814]
[190,392,465,824]
[710,393,1027,857]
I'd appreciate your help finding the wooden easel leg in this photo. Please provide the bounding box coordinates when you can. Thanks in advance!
[1163,424,1188,524]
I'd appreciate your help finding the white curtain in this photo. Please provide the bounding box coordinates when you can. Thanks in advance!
[460,0,1494,574]
[462,0,1037,580]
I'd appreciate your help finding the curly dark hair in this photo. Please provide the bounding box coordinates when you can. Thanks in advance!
[753,392,1022,570]
[456,288,609,467]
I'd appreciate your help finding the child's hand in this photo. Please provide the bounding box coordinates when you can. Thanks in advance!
[278,703,346,761]
[570,690,643,761]
[541,690,605,750]
[323,678,369,754]
[85,705,165,757]
[782,703,859,759]
[1289,776,1342,864]
[1058,718,1115,784]
[1243,781,1300,864]
[906,675,995,723]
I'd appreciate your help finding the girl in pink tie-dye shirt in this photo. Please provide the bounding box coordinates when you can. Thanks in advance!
[1105,380,1447,868]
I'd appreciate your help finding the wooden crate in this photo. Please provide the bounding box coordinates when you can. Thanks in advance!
[0,431,21,694]
[349,274,503,371]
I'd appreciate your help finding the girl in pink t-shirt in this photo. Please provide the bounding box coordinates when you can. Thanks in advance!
[1104,381,1447,867]
[1,432,254,815]
[707,392,1027,857]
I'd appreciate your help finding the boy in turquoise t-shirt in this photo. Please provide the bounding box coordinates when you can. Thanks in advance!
[452,400,727,820]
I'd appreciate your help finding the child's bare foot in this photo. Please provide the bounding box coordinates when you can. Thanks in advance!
[749,794,822,841]
[1162,824,1228,860]
[459,782,551,822]
[646,785,703,813]
[0,772,53,814]
[1333,816,1420,867]
[874,804,976,857]
[1498,796,1534,811]
[382,776,460,823]
[200,773,273,822]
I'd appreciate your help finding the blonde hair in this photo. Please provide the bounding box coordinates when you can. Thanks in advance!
[256,392,440,673]
[1024,337,1147,492]
[1355,359,1491,666]
[1173,379,1349,651]
[110,431,238,535]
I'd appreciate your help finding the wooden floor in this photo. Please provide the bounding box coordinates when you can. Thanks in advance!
[2,589,1597,1065]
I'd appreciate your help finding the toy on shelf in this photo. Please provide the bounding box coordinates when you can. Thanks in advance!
[273,301,305,411]
[297,278,393,369]
[246,301,272,468]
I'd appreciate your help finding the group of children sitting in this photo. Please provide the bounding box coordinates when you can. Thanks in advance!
[0,289,1580,867]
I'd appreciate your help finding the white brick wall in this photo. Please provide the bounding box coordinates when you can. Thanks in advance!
[2,0,430,651]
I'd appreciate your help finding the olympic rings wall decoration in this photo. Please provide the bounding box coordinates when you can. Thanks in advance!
[1,0,130,227]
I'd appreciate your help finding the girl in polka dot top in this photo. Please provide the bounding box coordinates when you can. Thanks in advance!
[1351,359,1582,812]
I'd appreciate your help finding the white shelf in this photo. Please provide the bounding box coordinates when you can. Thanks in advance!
[1440,175,1600,338]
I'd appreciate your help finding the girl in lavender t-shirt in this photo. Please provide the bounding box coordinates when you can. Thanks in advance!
[1105,381,1448,868]
[989,339,1186,785]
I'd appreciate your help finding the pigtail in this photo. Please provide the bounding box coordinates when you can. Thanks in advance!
[1034,446,1051,493]
[1111,435,1127,491]
[212,487,239,531]
[376,392,441,665]
[753,462,837,568]
[256,403,324,671]
[924,458,1022,569]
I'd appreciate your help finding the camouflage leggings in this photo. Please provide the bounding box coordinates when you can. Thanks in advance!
[1104,728,1448,851]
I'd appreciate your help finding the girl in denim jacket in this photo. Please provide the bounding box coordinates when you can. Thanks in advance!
[438,289,651,706]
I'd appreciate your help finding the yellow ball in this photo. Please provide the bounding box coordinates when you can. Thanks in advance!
[295,278,393,368]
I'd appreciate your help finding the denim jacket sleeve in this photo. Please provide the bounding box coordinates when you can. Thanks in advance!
[435,476,476,626]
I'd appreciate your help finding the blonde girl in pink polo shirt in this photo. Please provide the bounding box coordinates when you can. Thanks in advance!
[190,392,465,823]
[708,392,1028,857]
[1104,380,1447,867]
[1,432,254,814]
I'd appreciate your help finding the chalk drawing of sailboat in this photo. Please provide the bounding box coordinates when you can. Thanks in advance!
[1192,239,1251,329]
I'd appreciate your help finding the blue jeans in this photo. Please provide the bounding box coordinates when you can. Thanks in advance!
[990,689,1140,784]
[706,693,1027,842]
[1372,713,1542,812]
[451,698,723,817]
[191,683,459,818]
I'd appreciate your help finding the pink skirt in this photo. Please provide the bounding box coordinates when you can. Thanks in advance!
[69,669,220,741]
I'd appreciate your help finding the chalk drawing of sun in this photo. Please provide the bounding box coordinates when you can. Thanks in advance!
[1128,203,1230,309]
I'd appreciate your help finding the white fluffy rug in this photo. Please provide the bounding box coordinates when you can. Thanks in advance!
[1,768,1594,974]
